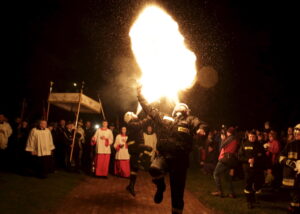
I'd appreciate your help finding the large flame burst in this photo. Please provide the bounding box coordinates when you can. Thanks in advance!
[130,5,197,104]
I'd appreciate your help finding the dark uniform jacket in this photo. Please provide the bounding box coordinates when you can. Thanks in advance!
[279,140,300,188]
[63,129,82,150]
[238,140,268,169]
[137,94,205,158]
[127,117,151,155]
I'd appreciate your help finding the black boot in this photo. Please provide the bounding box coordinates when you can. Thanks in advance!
[246,193,254,209]
[126,174,137,197]
[247,202,253,209]
[172,207,183,214]
[153,177,166,204]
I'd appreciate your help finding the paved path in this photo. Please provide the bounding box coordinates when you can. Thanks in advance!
[55,171,213,214]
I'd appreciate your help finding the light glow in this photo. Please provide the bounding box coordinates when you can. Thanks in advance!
[130,5,197,104]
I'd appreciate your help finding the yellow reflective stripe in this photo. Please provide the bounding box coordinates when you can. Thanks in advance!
[282,178,295,186]
[288,152,298,159]
[144,151,152,156]
[130,171,137,175]
[244,146,253,150]
[279,156,286,163]
[291,202,300,207]
[172,208,183,214]
[127,141,135,145]
[244,189,251,194]
[255,189,262,194]
[178,127,189,134]
[163,115,174,122]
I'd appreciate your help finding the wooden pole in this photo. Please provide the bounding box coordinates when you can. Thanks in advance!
[70,81,84,162]
[46,81,54,122]
[97,94,106,120]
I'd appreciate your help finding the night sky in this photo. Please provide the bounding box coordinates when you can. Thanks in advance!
[2,0,299,130]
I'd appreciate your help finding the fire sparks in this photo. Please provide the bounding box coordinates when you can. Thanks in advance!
[130,5,197,104]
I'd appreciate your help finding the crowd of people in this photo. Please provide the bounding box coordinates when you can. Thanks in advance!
[192,121,300,212]
[0,114,157,180]
[1,111,300,214]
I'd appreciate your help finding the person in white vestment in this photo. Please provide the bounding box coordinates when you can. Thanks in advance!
[91,120,114,177]
[0,114,13,150]
[26,120,55,178]
[114,127,130,177]
[141,125,157,171]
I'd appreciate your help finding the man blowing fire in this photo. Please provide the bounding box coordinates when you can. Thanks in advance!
[136,86,208,214]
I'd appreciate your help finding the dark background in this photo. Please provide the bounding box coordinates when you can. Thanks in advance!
[2,0,298,130]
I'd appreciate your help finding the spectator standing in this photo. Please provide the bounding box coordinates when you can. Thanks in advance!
[264,131,282,190]
[238,131,269,209]
[202,131,218,175]
[54,119,66,169]
[82,121,94,174]
[211,127,239,198]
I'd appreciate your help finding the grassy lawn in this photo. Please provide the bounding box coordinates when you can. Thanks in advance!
[186,167,289,214]
[0,170,84,214]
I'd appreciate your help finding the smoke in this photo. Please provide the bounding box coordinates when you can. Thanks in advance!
[198,66,218,88]
[97,56,141,116]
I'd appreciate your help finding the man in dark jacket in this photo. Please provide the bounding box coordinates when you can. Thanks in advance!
[279,123,300,214]
[63,121,82,172]
[137,87,206,214]
[238,131,268,209]
[124,112,152,197]
[82,121,95,174]
[54,119,66,169]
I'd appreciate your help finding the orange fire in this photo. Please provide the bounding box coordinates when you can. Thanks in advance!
[130,5,197,104]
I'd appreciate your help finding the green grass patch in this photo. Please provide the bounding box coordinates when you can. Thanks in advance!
[186,167,289,214]
[0,171,84,214]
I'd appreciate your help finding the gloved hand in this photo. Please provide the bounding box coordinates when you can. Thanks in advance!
[286,159,296,169]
